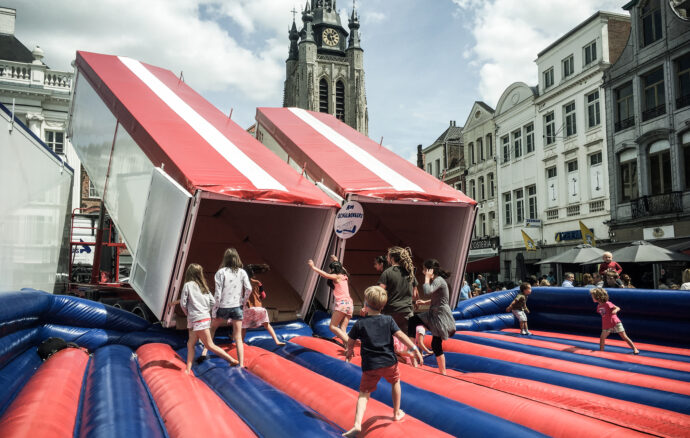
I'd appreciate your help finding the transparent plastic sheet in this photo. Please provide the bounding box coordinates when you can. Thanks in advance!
[0,105,73,293]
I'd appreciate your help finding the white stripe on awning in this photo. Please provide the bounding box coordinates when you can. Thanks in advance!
[288,108,423,192]
[118,56,286,191]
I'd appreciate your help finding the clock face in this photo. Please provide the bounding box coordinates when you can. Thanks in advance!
[322,28,339,47]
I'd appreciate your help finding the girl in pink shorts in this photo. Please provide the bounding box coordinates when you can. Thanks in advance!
[308,256,353,347]
[590,287,639,354]
[179,263,239,373]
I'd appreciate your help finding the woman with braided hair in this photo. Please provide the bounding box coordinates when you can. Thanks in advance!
[376,246,417,335]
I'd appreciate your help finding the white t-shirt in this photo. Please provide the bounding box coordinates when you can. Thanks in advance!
[681,282,690,290]
[180,281,214,323]
[214,267,251,309]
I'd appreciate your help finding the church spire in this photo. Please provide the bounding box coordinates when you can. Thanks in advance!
[301,1,315,42]
[348,0,361,49]
[288,13,299,60]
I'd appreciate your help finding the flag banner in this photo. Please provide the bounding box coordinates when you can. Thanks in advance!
[579,221,596,246]
[521,230,537,251]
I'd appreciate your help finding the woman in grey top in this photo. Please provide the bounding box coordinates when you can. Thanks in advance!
[410,259,456,375]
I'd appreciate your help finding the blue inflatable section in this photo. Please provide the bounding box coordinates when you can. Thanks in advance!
[251,338,545,438]
[310,310,356,339]
[181,347,343,437]
[78,345,166,438]
[0,348,42,416]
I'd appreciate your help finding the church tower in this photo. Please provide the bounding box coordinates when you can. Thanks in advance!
[283,0,368,135]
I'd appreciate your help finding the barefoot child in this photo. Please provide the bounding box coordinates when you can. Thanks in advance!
[590,287,639,354]
[308,257,353,347]
[343,286,422,437]
[393,325,432,367]
[180,263,239,373]
[242,264,285,346]
[507,282,532,335]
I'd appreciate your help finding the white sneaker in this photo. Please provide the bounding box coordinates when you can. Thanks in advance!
[520,330,527,335]
[525,331,532,335]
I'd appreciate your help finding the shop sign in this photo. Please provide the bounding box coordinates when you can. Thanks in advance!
[554,228,594,242]
[643,225,674,240]
[334,201,364,239]
[470,237,500,250]
[525,219,542,227]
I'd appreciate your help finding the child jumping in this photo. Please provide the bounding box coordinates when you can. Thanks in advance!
[242,264,285,346]
[343,286,422,437]
[308,257,353,347]
[590,287,639,354]
[180,263,239,373]
[507,282,532,335]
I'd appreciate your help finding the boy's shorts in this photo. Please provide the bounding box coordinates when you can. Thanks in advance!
[512,310,527,322]
[603,322,625,334]
[189,318,211,331]
[216,307,243,321]
[359,363,400,393]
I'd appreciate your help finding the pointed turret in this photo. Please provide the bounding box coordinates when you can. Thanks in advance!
[288,19,299,60]
[301,1,315,43]
[347,3,361,49]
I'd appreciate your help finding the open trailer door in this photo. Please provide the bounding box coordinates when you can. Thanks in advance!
[256,107,477,308]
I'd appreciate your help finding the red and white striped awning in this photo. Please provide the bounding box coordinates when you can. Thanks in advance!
[75,51,338,207]
[256,107,476,204]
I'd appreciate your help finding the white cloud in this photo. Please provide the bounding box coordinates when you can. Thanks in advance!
[363,11,386,24]
[454,0,626,105]
[6,0,294,101]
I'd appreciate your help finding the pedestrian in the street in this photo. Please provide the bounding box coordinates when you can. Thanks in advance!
[582,273,595,289]
[681,269,690,290]
[561,272,575,287]
[599,252,623,277]
[592,272,604,287]
[459,277,470,300]
[604,269,623,288]
[621,274,635,288]
[590,287,639,354]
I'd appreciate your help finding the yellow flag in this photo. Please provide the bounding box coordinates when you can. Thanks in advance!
[521,230,537,251]
[580,221,596,246]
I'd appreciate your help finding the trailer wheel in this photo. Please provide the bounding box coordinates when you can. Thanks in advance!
[132,303,157,323]
[112,300,138,312]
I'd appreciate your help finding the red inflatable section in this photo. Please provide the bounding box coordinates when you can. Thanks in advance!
[136,343,256,438]
[436,337,690,395]
[234,345,451,437]
[503,329,690,357]
[458,331,690,372]
[0,348,88,437]
[290,337,685,437]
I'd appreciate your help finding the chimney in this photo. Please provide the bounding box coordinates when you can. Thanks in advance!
[0,8,16,36]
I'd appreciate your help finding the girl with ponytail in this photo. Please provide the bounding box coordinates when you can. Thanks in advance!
[377,246,417,335]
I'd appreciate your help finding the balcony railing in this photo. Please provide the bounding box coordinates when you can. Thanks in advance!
[677,94,690,110]
[630,191,683,219]
[642,104,666,121]
[0,60,72,91]
[614,116,635,132]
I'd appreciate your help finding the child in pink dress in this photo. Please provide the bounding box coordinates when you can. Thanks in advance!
[590,287,639,354]
[393,325,432,366]
[308,257,353,347]
[241,264,286,346]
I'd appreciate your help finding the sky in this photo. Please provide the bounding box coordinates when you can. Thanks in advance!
[5,0,626,161]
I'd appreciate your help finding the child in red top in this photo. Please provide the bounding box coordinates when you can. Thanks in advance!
[599,252,623,277]
[590,287,639,354]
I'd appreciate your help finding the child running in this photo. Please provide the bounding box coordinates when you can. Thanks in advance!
[242,264,286,346]
[507,282,532,335]
[180,263,239,373]
[393,324,432,367]
[343,286,422,437]
[308,257,353,347]
[590,287,640,354]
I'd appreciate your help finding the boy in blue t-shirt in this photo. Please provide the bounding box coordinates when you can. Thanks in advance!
[343,286,422,437]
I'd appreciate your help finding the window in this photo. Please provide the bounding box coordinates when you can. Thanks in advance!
[489,211,496,236]
[683,134,690,189]
[527,185,537,219]
[562,55,574,78]
[512,129,522,159]
[486,134,493,158]
[677,53,690,109]
[589,152,602,166]
[435,159,441,178]
[564,101,577,137]
[45,130,64,154]
[427,163,432,174]
[502,135,510,163]
[641,0,662,47]
[547,167,557,179]
[586,90,600,128]
[479,213,486,236]
[544,112,555,145]
[642,67,665,120]
[514,189,524,223]
[503,193,512,225]
[319,78,329,113]
[88,180,99,199]
[567,160,578,172]
[544,68,554,89]
[615,82,634,130]
[477,138,484,161]
[488,172,495,198]
[524,123,534,153]
[478,176,485,200]
[470,179,476,200]
[469,142,475,165]
[620,150,638,201]
[335,80,345,121]
[648,141,672,194]
[583,40,597,66]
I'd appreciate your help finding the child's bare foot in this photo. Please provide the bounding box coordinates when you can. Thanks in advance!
[276,341,286,346]
[185,369,191,374]
[633,349,640,355]
[394,409,405,421]
[342,426,360,437]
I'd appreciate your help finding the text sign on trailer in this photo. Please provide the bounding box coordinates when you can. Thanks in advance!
[334,201,363,240]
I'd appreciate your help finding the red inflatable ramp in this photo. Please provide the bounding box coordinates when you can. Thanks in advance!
[237,344,451,437]
[0,348,88,437]
[291,337,678,437]
[136,343,255,438]
[437,337,690,395]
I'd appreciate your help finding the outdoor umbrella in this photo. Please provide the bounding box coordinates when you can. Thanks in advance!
[537,244,606,286]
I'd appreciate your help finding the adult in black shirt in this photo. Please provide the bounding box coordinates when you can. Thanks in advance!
[378,246,416,335]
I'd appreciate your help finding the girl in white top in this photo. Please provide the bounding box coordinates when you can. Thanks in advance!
[201,248,251,367]
[180,263,239,373]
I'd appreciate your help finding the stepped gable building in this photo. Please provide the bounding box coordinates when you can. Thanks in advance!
[603,0,690,253]
[283,0,368,134]
[418,120,464,190]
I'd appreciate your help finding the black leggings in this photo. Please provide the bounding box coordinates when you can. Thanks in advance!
[408,315,444,357]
